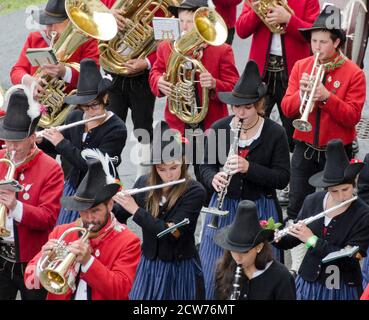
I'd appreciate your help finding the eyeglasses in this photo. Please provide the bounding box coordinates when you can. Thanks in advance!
[79,101,102,110]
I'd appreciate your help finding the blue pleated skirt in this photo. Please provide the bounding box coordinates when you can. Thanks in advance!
[362,248,369,289]
[129,254,203,300]
[295,275,359,300]
[56,180,80,225]
[199,194,281,300]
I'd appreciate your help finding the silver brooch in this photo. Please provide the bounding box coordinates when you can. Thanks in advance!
[333,80,341,88]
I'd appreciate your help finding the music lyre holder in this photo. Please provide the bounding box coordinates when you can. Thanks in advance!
[157,218,190,238]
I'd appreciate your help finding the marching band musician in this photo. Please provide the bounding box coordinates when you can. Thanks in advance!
[236,0,320,153]
[212,0,242,45]
[113,121,206,300]
[100,0,164,179]
[274,139,369,300]
[198,61,290,299]
[37,58,127,225]
[214,200,296,300]
[10,0,99,96]
[24,159,141,300]
[281,5,366,237]
[149,0,239,181]
[0,87,64,300]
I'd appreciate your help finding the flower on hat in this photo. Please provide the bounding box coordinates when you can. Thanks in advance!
[260,217,282,231]
[174,131,189,145]
[115,178,124,192]
[350,158,363,164]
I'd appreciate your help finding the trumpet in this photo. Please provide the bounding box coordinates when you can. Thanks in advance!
[273,196,357,242]
[293,52,325,132]
[36,113,107,139]
[39,224,93,295]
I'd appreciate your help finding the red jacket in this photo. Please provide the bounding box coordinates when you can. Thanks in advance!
[236,0,320,76]
[149,41,239,134]
[10,31,100,90]
[24,216,141,300]
[0,149,64,262]
[213,0,242,29]
[361,284,369,300]
[281,56,366,146]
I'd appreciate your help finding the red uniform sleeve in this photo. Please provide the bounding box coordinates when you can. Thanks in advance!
[285,0,320,42]
[68,39,100,89]
[212,45,239,103]
[149,41,170,97]
[20,161,64,231]
[361,284,369,300]
[81,232,141,300]
[147,50,157,68]
[10,33,34,85]
[235,2,263,39]
[322,68,366,128]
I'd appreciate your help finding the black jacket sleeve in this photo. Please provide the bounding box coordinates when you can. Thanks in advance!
[358,153,369,205]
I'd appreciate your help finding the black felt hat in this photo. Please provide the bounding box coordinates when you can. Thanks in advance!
[64,58,112,105]
[219,60,267,106]
[141,121,185,166]
[35,0,68,25]
[214,200,274,253]
[62,158,120,211]
[0,86,41,141]
[309,139,364,188]
[299,5,346,45]
[168,0,208,17]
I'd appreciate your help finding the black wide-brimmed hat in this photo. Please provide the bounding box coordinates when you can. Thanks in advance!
[219,60,267,106]
[64,58,112,105]
[214,200,274,253]
[299,5,346,45]
[62,157,120,211]
[168,0,208,17]
[34,0,68,25]
[309,139,364,188]
[142,121,185,166]
[0,85,41,141]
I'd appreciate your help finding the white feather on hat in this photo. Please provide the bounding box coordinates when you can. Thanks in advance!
[81,148,116,184]
[2,83,41,120]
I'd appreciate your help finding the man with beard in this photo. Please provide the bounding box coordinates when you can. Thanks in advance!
[24,159,141,300]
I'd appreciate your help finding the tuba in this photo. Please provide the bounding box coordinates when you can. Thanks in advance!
[0,152,23,237]
[247,0,294,34]
[293,52,325,132]
[166,7,228,125]
[36,0,117,128]
[99,0,182,75]
[39,225,92,295]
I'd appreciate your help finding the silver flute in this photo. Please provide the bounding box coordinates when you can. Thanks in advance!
[119,179,186,196]
[273,196,358,242]
[229,264,243,300]
[36,113,107,138]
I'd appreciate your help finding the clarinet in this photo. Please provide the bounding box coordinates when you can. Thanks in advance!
[229,264,243,300]
[203,119,243,229]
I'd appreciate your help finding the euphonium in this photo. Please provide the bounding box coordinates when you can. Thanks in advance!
[201,119,243,229]
[166,7,228,125]
[39,225,92,295]
[247,0,294,34]
[292,52,325,132]
[0,152,22,237]
[99,0,181,75]
[37,0,117,128]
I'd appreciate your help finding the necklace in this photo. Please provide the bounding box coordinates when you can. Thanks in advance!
[240,116,259,133]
